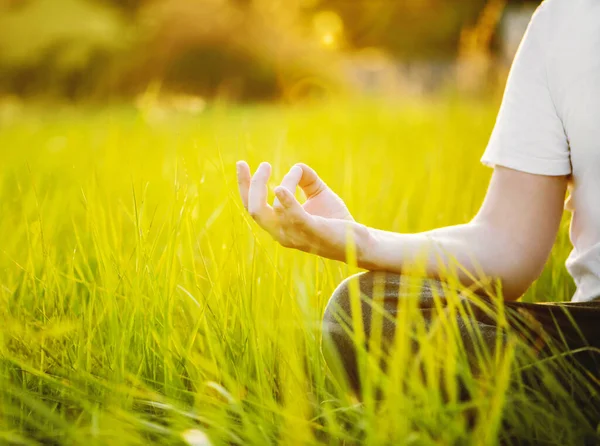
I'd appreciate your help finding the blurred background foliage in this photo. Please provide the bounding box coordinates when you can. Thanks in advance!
[0,0,540,102]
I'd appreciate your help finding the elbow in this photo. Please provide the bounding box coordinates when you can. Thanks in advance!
[484,247,548,301]
[469,222,549,301]
[492,276,533,301]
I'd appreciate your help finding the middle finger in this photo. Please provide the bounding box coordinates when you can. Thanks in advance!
[274,165,303,208]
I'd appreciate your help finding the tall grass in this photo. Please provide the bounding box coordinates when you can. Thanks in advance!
[0,99,591,445]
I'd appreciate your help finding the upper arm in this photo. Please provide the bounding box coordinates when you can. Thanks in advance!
[472,166,567,299]
[474,1,570,298]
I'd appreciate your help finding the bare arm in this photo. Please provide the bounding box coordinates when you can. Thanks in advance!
[359,167,567,299]
[237,163,567,301]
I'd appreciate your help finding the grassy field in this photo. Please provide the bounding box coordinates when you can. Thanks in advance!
[0,99,594,445]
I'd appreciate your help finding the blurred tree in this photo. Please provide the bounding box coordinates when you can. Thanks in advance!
[0,0,343,100]
[0,0,542,101]
[315,0,488,60]
[0,0,130,98]
[96,0,148,14]
[125,0,343,101]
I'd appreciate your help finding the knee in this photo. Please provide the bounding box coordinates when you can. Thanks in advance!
[322,271,398,338]
[321,271,439,342]
[320,272,443,392]
[320,271,404,392]
[321,272,367,393]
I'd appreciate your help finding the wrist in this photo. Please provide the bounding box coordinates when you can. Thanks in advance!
[354,223,378,270]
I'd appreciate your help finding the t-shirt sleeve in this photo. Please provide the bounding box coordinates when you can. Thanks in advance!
[481,2,571,176]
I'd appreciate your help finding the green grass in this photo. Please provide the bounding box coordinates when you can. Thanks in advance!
[0,99,593,445]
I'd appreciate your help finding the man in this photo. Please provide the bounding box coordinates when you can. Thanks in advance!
[236,0,600,400]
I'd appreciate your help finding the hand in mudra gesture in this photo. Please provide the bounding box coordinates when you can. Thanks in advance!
[236,161,362,260]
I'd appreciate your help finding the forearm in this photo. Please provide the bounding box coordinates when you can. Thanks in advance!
[238,162,565,299]
[355,222,540,300]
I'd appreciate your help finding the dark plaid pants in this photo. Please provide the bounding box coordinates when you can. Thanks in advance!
[321,272,600,400]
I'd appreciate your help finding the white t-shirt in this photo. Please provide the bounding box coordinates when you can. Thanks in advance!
[481,0,600,302]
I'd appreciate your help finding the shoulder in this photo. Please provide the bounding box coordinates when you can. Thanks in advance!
[539,0,582,12]
[527,0,586,52]
[536,0,587,26]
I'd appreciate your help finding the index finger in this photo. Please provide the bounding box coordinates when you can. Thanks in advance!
[248,162,278,232]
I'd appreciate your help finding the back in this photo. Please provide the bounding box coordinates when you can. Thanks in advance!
[548,0,600,301]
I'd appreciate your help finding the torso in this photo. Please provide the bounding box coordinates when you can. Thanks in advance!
[547,0,600,301]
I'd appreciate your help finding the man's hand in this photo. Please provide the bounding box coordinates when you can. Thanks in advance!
[236,161,362,259]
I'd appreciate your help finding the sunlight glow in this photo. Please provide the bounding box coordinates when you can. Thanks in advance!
[322,32,334,47]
